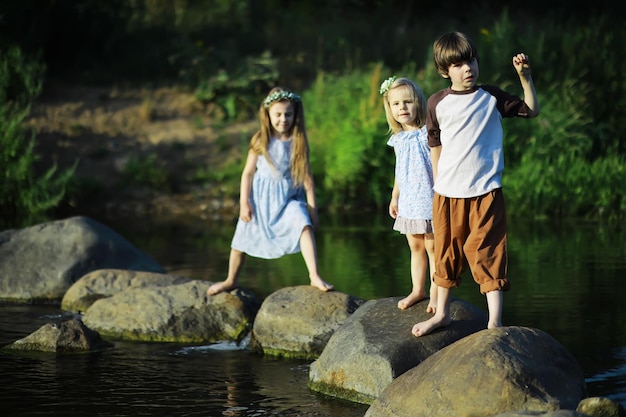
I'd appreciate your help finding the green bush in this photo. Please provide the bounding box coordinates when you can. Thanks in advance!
[304,63,394,209]
[0,46,75,224]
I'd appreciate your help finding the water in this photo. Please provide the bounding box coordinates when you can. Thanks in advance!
[1,213,625,416]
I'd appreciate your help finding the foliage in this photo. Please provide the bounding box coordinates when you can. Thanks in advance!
[192,51,279,122]
[120,153,171,190]
[1,2,625,220]
[304,63,394,208]
[480,16,626,220]
[0,46,75,224]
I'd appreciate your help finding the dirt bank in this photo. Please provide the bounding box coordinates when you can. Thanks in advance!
[27,83,257,222]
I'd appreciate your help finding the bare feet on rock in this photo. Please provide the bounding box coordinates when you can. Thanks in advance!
[397,291,427,310]
[310,276,334,292]
[411,314,451,337]
[207,281,236,296]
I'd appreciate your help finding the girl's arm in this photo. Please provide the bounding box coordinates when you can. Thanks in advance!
[389,179,399,219]
[303,169,319,230]
[238,149,258,222]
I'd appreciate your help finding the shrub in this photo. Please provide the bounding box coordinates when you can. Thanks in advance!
[0,46,75,224]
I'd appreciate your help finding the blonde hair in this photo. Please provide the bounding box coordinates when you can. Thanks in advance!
[381,77,427,134]
[250,87,310,186]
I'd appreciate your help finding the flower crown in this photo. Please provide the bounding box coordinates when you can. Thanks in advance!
[263,90,301,108]
[379,76,397,95]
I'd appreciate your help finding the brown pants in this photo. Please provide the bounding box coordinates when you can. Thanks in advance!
[432,189,510,294]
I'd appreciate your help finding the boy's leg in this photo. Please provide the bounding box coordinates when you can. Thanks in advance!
[207,248,246,295]
[398,233,428,310]
[412,194,465,336]
[486,289,503,328]
[299,226,333,292]
[412,285,452,336]
[464,189,510,326]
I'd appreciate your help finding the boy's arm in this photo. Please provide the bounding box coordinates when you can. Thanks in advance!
[430,145,441,182]
[513,53,540,117]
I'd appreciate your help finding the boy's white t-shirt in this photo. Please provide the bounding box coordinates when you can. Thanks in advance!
[426,85,531,198]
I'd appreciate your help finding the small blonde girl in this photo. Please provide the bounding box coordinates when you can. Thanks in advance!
[380,76,437,312]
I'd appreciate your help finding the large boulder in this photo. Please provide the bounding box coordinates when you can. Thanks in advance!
[3,318,112,352]
[308,297,488,404]
[364,326,587,417]
[0,216,165,302]
[82,279,261,343]
[490,412,587,416]
[249,285,365,359]
[62,269,191,312]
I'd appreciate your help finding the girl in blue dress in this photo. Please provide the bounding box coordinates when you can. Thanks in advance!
[380,76,437,312]
[207,88,334,295]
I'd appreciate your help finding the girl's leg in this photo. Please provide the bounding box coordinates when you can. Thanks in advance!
[398,233,429,310]
[424,233,437,313]
[300,226,333,292]
[207,248,246,295]
[486,289,503,329]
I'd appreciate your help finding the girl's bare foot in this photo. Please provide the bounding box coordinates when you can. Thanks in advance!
[427,284,438,313]
[397,291,427,310]
[426,300,437,314]
[411,314,451,337]
[310,276,334,292]
[207,281,236,296]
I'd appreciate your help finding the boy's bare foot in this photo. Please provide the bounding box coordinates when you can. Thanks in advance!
[411,314,451,337]
[207,281,236,296]
[310,276,334,292]
[487,321,502,329]
[397,291,427,310]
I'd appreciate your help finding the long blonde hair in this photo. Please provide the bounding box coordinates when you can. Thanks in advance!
[250,87,310,186]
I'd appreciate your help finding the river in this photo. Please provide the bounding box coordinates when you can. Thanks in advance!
[1,212,624,416]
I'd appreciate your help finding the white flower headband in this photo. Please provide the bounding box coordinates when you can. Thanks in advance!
[379,76,397,95]
[263,90,301,108]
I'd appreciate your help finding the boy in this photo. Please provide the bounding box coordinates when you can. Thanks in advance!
[412,31,539,337]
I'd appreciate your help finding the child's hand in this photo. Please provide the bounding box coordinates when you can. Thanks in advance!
[512,53,532,78]
[239,202,253,222]
[389,199,398,219]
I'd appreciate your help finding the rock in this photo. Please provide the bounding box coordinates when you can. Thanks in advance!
[577,396,626,417]
[308,297,488,404]
[249,285,365,359]
[82,279,261,343]
[0,216,165,302]
[62,269,191,312]
[364,326,587,417]
[3,318,112,352]
[491,411,587,416]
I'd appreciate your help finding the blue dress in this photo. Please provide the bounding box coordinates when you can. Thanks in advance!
[231,137,311,259]
[387,126,434,234]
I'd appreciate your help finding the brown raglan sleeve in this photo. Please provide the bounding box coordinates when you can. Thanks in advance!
[482,84,531,118]
[427,91,444,147]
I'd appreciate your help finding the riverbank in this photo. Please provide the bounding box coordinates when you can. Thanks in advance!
[27,82,257,222]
